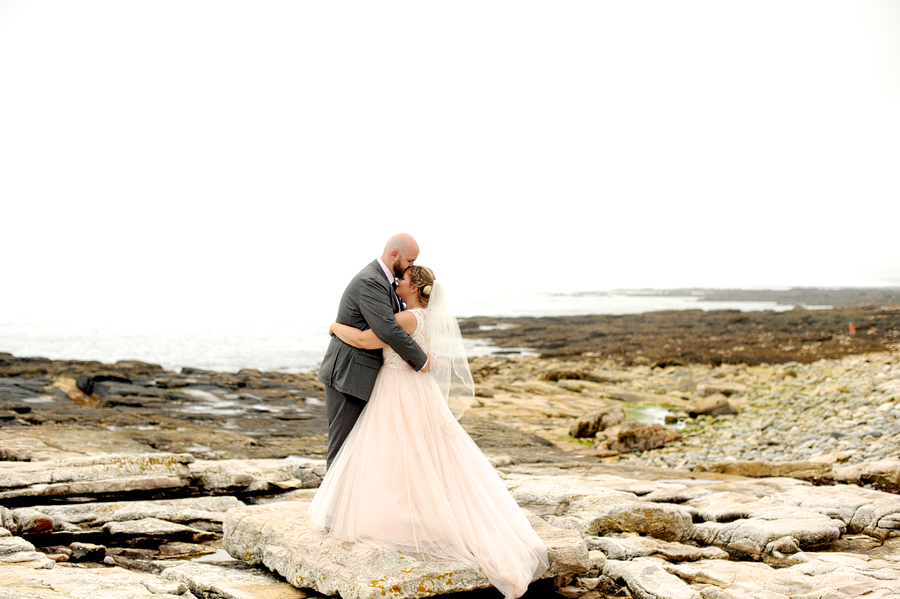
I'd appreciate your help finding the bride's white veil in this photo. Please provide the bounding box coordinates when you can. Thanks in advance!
[426,280,475,419]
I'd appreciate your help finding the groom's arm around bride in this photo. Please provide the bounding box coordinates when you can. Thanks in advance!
[317,233,429,468]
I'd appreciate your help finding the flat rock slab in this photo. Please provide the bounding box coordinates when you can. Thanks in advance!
[0,536,55,569]
[105,518,217,543]
[0,453,193,500]
[667,553,900,598]
[189,459,325,494]
[163,561,315,599]
[32,496,245,528]
[223,501,590,599]
[0,563,192,598]
[504,476,695,543]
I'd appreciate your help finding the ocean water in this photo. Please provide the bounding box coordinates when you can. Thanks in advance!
[0,292,819,375]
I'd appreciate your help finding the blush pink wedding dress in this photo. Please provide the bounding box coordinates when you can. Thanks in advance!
[309,308,548,599]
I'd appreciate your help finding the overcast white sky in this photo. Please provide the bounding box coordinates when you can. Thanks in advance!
[1,1,898,326]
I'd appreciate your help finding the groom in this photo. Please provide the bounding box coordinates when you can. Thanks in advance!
[318,232,430,469]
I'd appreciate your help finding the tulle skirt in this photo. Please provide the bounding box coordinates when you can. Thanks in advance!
[308,364,548,599]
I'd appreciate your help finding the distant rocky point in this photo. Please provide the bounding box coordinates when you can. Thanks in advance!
[461,303,900,366]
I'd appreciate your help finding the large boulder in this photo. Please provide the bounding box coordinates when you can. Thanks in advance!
[568,405,625,438]
[223,501,590,599]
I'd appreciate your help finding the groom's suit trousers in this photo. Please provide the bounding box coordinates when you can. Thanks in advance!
[324,386,366,468]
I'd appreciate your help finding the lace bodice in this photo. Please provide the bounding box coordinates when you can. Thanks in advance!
[384,308,428,367]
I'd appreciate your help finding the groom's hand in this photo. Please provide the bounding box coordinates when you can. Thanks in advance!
[420,353,438,374]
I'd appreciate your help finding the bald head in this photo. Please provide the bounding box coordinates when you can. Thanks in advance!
[381,233,420,279]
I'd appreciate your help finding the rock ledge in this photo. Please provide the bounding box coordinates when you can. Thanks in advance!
[223,500,590,599]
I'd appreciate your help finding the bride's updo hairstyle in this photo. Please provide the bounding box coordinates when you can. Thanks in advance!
[408,266,435,307]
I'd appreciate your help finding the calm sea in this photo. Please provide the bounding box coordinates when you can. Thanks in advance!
[0,292,821,375]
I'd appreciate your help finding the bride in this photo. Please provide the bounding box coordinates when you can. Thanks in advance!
[308,265,548,599]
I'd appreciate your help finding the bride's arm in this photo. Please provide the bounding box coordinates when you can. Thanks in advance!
[330,312,418,349]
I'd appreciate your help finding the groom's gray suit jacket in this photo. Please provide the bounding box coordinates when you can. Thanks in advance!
[318,260,428,401]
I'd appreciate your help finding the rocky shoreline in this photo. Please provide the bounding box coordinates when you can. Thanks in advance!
[3,299,900,598]
[459,303,900,366]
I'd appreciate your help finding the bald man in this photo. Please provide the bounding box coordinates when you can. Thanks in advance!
[318,233,430,469]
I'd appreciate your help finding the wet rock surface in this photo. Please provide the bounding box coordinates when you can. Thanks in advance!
[0,354,330,461]
[460,302,900,366]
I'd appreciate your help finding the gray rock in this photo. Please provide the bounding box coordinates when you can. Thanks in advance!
[696,382,748,397]
[587,534,726,564]
[0,453,193,500]
[668,553,900,597]
[587,536,653,561]
[189,459,324,494]
[685,393,738,417]
[91,381,180,400]
[603,557,697,599]
[68,542,106,562]
[11,509,53,534]
[35,496,244,529]
[691,505,843,558]
[0,508,15,535]
[0,537,55,569]
[506,478,694,542]
[104,518,216,544]
[75,373,132,396]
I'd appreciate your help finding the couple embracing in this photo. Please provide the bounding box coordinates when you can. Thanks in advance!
[309,233,548,599]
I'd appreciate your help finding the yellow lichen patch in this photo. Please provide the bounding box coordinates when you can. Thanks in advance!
[417,580,434,595]
[417,571,455,596]
[389,585,402,597]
